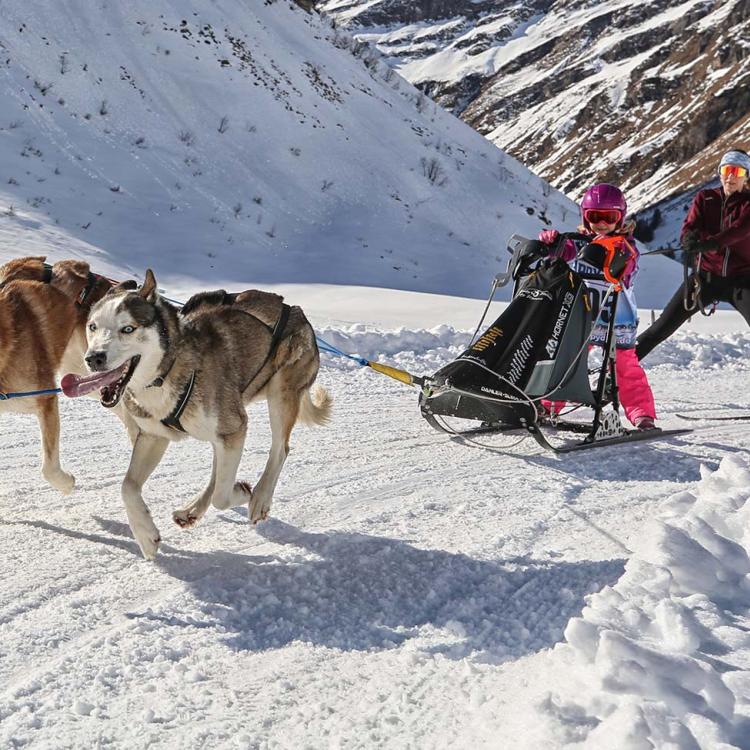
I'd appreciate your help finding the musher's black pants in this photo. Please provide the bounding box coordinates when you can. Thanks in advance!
[636,273,750,361]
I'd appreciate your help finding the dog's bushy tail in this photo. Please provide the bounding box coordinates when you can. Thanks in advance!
[298,384,332,426]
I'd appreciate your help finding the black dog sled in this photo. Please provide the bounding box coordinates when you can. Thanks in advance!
[419,233,690,452]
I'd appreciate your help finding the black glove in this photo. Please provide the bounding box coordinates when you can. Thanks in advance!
[681,232,718,254]
[693,239,719,253]
[681,231,698,252]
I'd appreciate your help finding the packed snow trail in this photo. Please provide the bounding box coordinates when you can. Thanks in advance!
[1,330,750,748]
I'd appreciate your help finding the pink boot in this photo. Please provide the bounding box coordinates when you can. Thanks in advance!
[540,399,566,419]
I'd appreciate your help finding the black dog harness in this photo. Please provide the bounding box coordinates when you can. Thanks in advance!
[0,263,101,308]
[0,263,52,291]
[76,271,101,308]
[157,303,292,433]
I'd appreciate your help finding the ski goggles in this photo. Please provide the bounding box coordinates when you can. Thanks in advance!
[583,208,622,225]
[719,164,749,179]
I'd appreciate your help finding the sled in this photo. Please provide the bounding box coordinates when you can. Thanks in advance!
[419,233,691,452]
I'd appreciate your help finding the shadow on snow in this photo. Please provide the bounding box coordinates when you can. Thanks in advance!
[16,514,625,662]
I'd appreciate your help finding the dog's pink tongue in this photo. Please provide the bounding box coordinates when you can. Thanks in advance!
[61,362,128,398]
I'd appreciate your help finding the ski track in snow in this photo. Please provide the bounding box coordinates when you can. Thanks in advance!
[1,328,750,748]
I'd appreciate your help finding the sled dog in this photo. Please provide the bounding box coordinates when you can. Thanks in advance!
[70,270,332,559]
[0,256,113,493]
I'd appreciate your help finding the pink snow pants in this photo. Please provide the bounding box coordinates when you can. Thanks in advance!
[542,348,656,426]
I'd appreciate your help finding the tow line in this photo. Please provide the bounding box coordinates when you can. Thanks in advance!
[315,338,427,388]
[0,387,62,401]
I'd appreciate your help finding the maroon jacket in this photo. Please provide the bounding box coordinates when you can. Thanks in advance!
[681,188,750,277]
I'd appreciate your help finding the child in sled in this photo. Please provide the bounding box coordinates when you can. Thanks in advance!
[538,183,657,430]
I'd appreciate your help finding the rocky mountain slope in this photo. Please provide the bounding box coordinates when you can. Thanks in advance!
[318,0,750,212]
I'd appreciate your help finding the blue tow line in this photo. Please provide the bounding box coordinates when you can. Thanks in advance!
[315,337,368,367]
[0,387,62,400]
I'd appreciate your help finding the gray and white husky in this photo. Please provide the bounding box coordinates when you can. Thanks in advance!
[65,270,332,559]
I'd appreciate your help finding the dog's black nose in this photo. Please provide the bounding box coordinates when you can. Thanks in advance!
[85,351,107,370]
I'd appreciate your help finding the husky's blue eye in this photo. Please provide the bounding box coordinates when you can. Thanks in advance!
[121,325,136,334]
[88,322,97,332]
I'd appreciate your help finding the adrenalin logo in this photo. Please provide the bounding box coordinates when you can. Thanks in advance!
[518,288,553,302]
[472,325,503,352]
[545,291,575,358]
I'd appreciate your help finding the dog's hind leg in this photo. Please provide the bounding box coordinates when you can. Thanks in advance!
[173,452,217,528]
[122,432,169,560]
[37,396,75,495]
[249,381,300,524]
[210,418,253,511]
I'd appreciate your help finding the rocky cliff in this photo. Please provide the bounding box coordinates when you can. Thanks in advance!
[318,0,750,210]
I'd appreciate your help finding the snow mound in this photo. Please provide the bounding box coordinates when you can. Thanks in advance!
[316,322,468,374]
[645,330,750,371]
[539,456,750,748]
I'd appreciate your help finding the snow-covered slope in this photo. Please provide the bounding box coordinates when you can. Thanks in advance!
[319,0,750,214]
[0,0,584,300]
[2,311,750,748]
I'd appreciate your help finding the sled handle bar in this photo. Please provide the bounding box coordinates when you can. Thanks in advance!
[494,234,539,287]
[494,232,590,288]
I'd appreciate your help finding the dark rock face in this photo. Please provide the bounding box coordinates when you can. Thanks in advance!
[332,1,504,27]
[317,0,750,208]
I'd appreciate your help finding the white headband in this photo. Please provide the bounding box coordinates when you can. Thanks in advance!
[719,150,750,173]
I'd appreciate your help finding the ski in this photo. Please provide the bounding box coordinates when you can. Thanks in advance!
[529,425,692,453]
[676,412,750,422]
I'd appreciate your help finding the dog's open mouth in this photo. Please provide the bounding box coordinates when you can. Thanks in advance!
[61,356,140,407]
[99,356,139,407]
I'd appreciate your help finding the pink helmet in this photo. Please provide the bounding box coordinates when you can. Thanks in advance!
[580,183,627,228]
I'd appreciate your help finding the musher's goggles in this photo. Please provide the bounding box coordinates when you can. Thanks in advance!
[583,208,622,225]
[719,164,749,178]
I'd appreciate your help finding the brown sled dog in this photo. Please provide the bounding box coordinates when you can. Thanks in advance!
[0,256,112,493]
[66,270,332,559]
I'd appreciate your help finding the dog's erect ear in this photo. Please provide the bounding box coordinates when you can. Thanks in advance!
[50,259,90,300]
[139,269,157,300]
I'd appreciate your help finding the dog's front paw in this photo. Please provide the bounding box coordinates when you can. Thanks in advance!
[44,468,76,496]
[137,532,161,560]
[131,520,161,560]
[249,493,271,525]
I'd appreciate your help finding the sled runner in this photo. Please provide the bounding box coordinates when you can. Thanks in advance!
[419,233,691,452]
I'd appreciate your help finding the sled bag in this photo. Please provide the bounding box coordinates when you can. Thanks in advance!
[433,258,595,405]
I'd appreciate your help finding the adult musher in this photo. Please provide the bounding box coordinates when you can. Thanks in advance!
[636,149,750,360]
